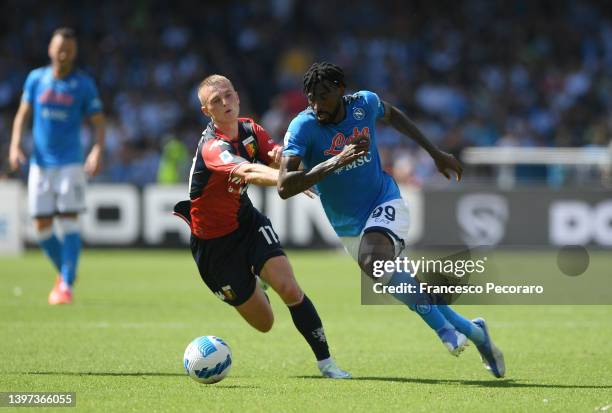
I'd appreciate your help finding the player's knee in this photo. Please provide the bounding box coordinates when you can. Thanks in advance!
[275,279,302,304]
[57,217,80,234]
[359,253,380,279]
[359,232,396,278]
[34,218,53,233]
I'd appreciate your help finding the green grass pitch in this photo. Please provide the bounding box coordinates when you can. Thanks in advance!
[1,250,611,412]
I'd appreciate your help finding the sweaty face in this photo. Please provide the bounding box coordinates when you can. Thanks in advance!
[201,81,240,124]
[48,35,77,70]
[307,81,343,124]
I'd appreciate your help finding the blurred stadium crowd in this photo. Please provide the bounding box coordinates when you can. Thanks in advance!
[1,0,611,186]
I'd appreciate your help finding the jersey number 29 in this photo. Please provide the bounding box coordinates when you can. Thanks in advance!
[371,205,395,221]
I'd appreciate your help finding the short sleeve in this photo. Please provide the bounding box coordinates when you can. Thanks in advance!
[21,70,37,105]
[251,122,279,165]
[361,90,385,119]
[282,116,310,158]
[202,139,249,176]
[82,77,103,116]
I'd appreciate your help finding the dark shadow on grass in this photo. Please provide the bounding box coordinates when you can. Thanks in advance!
[294,376,612,389]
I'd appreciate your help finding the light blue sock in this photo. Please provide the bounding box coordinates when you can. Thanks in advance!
[38,231,63,272]
[61,232,81,286]
[388,271,453,333]
[437,305,485,345]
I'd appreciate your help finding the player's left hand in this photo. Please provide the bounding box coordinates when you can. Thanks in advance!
[84,145,103,176]
[267,145,283,169]
[433,150,463,181]
[8,145,26,171]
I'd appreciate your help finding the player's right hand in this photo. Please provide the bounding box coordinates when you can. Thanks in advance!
[8,146,26,171]
[267,145,283,167]
[337,131,370,166]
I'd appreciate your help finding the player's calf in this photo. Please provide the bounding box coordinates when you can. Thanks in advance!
[57,216,81,287]
[34,220,63,273]
[235,287,274,333]
[260,256,341,370]
[359,231,470,355]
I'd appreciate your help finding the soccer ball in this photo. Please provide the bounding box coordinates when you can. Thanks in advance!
[183,336,232,384]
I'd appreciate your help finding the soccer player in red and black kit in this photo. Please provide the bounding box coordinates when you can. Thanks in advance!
[175,75,350,378]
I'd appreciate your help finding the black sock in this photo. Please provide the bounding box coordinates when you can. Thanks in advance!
[288,294,330,361]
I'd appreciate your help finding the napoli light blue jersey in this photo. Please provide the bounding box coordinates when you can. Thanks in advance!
[22,66,102,167]
[283,90,401,236]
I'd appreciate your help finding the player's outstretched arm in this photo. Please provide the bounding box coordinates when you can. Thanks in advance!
[84,112,106,176]
[277,136,370,200]
[381,101,463,181]
[233,163,280,186]
[8,101,32,171]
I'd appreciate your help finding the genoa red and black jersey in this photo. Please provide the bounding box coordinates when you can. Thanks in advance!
[188,117,279,239]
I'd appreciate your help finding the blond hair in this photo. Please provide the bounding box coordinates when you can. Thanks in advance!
[197,74,234,105]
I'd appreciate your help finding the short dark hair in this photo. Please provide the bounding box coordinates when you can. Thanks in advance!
[52,27,76,40]
[303,62,345,94]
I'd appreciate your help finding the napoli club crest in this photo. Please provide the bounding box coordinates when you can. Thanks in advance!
[353,107,365,120]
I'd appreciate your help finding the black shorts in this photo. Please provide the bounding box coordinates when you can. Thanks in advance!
[190,208,285,306]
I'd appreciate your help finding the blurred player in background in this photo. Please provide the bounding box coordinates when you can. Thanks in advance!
[8,28,105,304]
[277,62,505,378]
[174,74,350,378]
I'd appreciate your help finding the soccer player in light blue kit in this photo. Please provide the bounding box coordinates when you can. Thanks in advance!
[9,28,105,305]
[278,62,505,378]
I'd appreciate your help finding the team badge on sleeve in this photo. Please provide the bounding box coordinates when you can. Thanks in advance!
[219,150,233,164]
[353,107,365,120]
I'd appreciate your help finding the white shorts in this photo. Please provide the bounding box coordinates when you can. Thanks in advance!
[340,198,410,263]
[28,164,86,218]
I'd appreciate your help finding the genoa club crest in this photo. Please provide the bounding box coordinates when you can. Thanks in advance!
[242,136,257,158]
